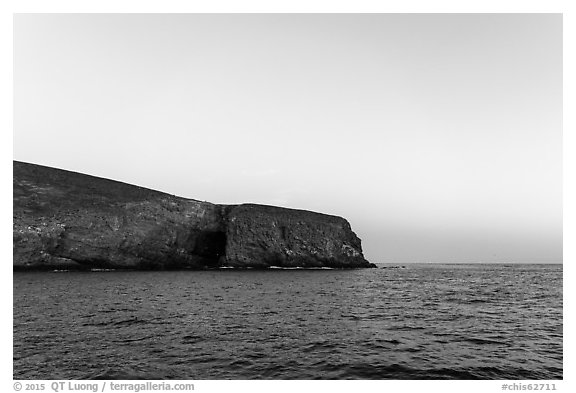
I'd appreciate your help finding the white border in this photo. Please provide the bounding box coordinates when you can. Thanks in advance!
[2,1,572,392]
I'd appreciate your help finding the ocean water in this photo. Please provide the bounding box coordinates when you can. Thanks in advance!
[13,264,562,380]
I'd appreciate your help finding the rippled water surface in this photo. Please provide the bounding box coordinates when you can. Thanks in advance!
[13,264,562,379]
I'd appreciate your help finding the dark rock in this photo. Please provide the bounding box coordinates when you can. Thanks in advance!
[13,161,375,270]
[224,204,373,268]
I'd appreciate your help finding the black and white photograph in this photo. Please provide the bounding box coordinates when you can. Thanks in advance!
[8,7,567,388]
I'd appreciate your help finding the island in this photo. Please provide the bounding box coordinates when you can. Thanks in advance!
[13,161,375,270]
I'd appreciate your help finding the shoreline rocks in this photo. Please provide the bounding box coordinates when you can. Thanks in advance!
[13,161,376,270]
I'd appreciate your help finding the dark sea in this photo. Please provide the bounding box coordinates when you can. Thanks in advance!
[13,264,562,380]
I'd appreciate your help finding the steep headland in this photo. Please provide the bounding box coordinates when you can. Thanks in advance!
[13,161,375,270]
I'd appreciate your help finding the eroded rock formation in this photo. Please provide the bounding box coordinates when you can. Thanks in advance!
[13,161,375,270]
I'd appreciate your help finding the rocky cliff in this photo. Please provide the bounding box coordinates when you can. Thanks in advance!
[13,161,375,270]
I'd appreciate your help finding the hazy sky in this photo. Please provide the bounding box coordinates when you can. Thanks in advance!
[13,13,562,263]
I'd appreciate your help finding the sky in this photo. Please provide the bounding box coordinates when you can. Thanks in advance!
[13,13,562,263]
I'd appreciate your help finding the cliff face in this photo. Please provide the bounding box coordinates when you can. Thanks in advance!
[13,161,375,270]
[224,204,370,268]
